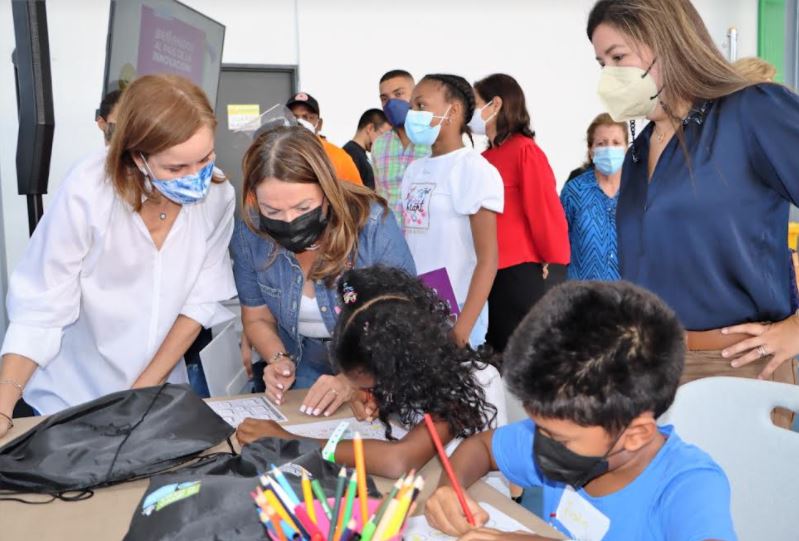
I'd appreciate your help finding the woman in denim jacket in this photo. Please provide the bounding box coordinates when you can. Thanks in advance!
[231,126,415,418]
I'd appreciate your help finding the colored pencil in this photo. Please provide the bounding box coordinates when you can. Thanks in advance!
[302,471,317,525]
[385,476,424,538]
[370,498,399,541]
[328,467,347,541]
[272,464,302,507]
[353,432,369,529]
[336,472,358,541]
[422,413,475,526]
[266,505,289,541]
[295,503,325,541]
[340,519,357,541]
[311,479,333,519]
[264,486,302,534]
[359,476,403,541]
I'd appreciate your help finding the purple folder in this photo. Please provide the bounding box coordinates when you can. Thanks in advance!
[418,267,460,317]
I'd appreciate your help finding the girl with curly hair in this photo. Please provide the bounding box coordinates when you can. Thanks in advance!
[236,265,503,478]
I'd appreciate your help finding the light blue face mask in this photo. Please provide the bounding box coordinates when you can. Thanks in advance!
[403,106,451,146]
[592,146,626,176]
[141,154,215,205]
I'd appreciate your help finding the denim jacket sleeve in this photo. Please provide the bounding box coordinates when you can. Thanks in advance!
[363,204,416,274]
[230,219,267,307]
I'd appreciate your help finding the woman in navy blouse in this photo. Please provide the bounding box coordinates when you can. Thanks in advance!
[588,0,799,391]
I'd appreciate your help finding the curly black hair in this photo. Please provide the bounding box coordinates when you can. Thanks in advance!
[421,73,476,145]
[330,265,497,440]
[504,280,685,435]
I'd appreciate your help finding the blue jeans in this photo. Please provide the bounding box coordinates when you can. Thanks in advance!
[293,337,335,389]
[250,337,334,393]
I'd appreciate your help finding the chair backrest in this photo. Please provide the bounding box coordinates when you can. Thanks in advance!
[199,322,249,397]
[659,376,799,541]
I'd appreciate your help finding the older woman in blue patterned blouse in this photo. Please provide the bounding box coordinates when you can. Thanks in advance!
[561,113,628,281]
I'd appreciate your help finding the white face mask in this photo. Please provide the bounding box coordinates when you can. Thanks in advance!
[597,60,660,122]
[467,100,497,136]
[297,118,318,134]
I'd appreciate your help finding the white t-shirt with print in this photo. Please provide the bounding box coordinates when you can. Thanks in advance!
[400,147,504,308]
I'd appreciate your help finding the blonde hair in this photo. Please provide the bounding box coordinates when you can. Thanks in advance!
[582,113,629,169]
[105,74,223,211]
[733,57,777,83]
[241,126,387,285]
[588,0,754,114]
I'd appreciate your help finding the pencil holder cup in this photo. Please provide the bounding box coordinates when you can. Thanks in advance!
[290,498,405,541]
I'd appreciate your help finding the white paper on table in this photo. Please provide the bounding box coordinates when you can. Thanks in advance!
[284,417,408,441]
[404,503,534,541]
[207,396,287,427]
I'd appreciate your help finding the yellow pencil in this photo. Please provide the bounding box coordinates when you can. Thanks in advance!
[302,470,317,525]
[384,476,424,538]
[395,472,415,501]
[371,498,400,541]
[353,432,369,529]
[264,487,301,533]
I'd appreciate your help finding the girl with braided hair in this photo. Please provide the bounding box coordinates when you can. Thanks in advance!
[400,73,504,348]
[236,266,503,478]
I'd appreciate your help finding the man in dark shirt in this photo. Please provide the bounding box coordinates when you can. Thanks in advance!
[342,109,390,190]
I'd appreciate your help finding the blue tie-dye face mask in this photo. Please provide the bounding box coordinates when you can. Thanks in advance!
[141,153,214,205]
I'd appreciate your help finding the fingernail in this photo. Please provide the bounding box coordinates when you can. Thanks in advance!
[721,328,729,334]
[324,412,331,417]
[277,383,284,390]
[283,371,290,376]
[313,409,321,416]
[299,405,306,413]
[721,350,729,358]
[731,361,739,368]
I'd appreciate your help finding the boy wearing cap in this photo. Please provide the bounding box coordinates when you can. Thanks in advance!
[287,92,363,186]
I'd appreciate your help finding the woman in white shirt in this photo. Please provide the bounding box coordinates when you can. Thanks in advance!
[0,74,236,431]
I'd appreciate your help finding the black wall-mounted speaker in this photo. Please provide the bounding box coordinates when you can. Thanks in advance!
[12,0,55,234]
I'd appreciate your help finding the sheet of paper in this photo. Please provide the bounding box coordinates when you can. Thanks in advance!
[207,396,287,427]
[284,417,408,441]
[404,503,534,541]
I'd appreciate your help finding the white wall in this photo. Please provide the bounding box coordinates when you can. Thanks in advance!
[0,0,759,288]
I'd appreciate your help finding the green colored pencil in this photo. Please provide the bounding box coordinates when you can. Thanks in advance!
[360,476,404,541]
[337,472,358,541]
[328,467,347,541]
[311,479,333,519]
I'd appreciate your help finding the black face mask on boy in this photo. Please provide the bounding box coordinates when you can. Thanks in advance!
[533,428,625,489]
[258,204,329,253]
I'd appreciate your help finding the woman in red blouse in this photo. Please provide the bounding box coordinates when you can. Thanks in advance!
[472,74,570,351]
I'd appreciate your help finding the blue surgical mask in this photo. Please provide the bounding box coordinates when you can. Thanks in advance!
[141,153,215,205]
[592,146,626,176]
[382,99,411,128]
[404,106,451,146]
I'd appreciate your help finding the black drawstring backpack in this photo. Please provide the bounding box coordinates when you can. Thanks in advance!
[124,437,382,541]
[0,384,234,502]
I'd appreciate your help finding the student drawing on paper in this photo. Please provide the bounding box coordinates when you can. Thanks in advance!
[236,266,504,478]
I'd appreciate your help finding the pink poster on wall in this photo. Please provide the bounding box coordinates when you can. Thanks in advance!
[136,5,206,85]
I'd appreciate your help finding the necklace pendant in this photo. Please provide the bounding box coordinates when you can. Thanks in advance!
[159,212,167,221]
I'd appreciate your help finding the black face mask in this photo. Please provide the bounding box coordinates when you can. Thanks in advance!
[533,428,624,489]
[258,204,328,253]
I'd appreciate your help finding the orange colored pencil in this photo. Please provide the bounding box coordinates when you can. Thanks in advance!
[353,432,369,529]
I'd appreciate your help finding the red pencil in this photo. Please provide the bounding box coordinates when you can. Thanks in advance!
[422,413,476,526]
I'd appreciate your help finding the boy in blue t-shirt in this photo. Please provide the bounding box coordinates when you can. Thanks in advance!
[425,281,737,541]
